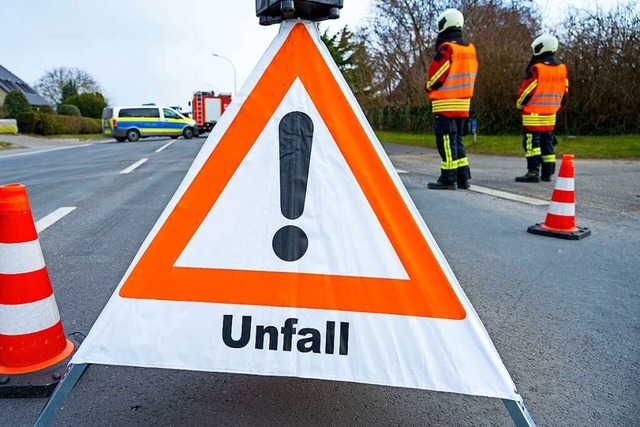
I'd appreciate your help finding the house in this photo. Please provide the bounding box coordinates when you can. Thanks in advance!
[0,64,51,108]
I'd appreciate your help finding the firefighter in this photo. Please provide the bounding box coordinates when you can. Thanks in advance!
[425,8,478,190]
[515,33,568,182]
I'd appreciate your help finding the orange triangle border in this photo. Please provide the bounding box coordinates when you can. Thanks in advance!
[119,23,466,320]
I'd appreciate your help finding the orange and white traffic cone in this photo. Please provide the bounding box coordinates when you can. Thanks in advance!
[0,183,75,397]
[527,154,591,240]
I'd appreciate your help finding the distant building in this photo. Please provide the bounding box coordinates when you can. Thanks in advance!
[0,64,51,108]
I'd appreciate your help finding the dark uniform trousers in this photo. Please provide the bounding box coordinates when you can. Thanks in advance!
[522,130,556,178]
[434,115,471,185]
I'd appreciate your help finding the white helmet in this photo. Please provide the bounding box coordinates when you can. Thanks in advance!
[531,33,559,55]
[437,9,464,33]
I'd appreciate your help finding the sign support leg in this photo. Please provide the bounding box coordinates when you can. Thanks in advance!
[503,399,537,427]
[33,363,89,427]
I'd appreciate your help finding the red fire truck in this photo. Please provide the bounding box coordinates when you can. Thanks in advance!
[191,91,232,134]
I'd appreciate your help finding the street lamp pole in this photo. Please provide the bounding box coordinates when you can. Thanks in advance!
[212,53,237,98]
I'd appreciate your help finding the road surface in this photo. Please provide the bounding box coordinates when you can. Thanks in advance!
[0,137,638,426]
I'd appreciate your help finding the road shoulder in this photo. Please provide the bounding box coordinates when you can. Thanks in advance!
[0,134,109,156]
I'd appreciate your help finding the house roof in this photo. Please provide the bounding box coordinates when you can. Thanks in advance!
[0,64,51,106]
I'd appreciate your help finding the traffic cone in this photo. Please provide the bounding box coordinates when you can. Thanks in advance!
[527,155,591,240]
[0,183,75,397]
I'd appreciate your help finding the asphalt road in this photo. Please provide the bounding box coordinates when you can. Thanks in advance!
[0,137,638,426]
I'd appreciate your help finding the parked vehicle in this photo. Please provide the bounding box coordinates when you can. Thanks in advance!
[190,91,232,135]
[101,106,198,142]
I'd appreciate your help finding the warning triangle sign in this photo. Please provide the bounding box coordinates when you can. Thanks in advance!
[73,21,520,402]
[115,22,464,319]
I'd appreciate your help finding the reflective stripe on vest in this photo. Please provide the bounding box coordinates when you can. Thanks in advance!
[522,113,556,127]
[432,99,471,113]
[435,72,477,92]
[523,63,567,116]
[528,93,563,107]
[429,42,478,114]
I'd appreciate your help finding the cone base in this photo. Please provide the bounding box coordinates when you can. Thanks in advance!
[527,223,591,240]
[0,339,74,375]
[0,337,78,398]
[0,356,70,398]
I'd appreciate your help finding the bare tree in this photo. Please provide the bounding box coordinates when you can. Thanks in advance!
[350,0,640,134]
[558,1,640,134]
[362,0,441,106]
[361,0,540,132]
[463,0,540,133]
[35,67,101,106]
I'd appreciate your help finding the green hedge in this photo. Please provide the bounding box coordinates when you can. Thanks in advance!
[17,112,101,135]
[57,104,81,116]
[365,105,433,134]
[17,112,41,133]
[63,92,107,118]
[364,104,578,135]
[38,105,54,114]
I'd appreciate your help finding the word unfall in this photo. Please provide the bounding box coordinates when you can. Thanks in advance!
[222,315,349,355]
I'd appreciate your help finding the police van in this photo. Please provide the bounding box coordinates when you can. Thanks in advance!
[102,106,198,142]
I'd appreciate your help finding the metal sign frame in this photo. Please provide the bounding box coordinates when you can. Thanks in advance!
[35,363,536,426]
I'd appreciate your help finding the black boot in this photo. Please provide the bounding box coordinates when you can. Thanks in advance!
[457,166,471,189]
[541,162,555,182]
[428,180,457,190]
[515,171,540,183]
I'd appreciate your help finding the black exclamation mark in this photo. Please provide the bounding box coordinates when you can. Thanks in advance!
[272,111,313,262]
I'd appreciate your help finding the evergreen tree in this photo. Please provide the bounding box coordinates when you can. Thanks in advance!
[321,26,377,108]
[64,92,107,118]
[3,89,32,118]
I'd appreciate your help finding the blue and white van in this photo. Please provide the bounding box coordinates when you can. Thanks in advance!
[102,106,198,142]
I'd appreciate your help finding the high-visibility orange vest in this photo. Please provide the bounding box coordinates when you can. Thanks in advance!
[523,63,567,116]
[429,42,478,116]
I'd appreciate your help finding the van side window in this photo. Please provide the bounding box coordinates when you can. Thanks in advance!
[141,108,160,118]
[163,108,180,119]
[118,108,160,118]
[118,109,137,118]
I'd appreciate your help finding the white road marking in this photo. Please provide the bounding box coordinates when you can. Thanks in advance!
[36,207,77,233]
[120,158,149,174]
[155,141,175,153]
[468,185,549,206]
[392,167,547,205]
[0,143,93,160]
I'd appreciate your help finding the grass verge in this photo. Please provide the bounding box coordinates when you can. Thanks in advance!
[375,131,640,159]
[0,141,16,149]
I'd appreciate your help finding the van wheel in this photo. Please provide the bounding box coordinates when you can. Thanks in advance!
[182,127,194,140]
[126,129,140,142]
[115,137,126,142]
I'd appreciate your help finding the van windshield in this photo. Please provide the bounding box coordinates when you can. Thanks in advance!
[163,108,182,119]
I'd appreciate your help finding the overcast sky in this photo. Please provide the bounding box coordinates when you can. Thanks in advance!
[2,0,620,110]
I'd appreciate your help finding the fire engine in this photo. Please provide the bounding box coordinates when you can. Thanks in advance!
[191,91,232,134]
